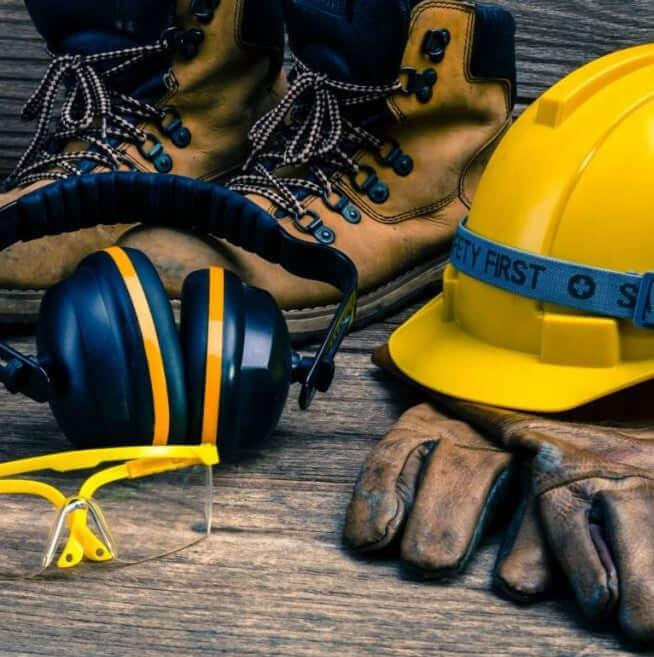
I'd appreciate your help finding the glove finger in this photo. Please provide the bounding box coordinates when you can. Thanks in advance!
[540,485,618,619]
[597,483,654,643]
[400,438,512,576]
[344,403,466,550]
[343,435,436,551]
[494,483,553,602]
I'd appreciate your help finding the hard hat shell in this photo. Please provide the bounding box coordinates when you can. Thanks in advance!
[389,44,654,412]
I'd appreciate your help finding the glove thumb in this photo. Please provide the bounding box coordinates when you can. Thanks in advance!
[494,474,553,602]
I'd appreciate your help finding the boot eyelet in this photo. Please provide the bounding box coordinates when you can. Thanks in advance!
[138,133,173,172]
[138,133,164,159]
[393,154,414,177]
[322,188,349,212]
[416,85,433,104]
[189,28,205,43]
[343,205,361,223]
[161,26,183,50]
[321,189,360,224]
[317,227,335,244]
[398,67,437,103]
[422,29,450,63]
[369,182,390,204]
[154,153,173,173]
[181,43,196,59]
[293,210,335,245]
[159,106,192,148]
[171,127,191,148]
[375,137,413,176]
[179,29,205,59]
[422,69,437,86]
[375,137,402,167]
[161,26,204,59]
[349,165,378,194]
[191,0,221,23]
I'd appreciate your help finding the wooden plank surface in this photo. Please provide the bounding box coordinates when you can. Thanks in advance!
[0,309,641,657]
[0,1,653,656]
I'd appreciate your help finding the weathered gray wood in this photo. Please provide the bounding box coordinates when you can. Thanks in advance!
[0,306,638,657]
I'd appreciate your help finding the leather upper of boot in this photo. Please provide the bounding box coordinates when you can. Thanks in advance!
[0,0,286,290]
[122,0,515,311]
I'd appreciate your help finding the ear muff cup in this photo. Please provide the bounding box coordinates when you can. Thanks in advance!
[36,248,188,448]
[181,268,292,459]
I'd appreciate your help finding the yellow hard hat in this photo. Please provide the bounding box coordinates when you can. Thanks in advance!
[388,44,654,412]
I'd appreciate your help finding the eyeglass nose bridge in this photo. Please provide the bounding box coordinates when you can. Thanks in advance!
[43,497,117,570]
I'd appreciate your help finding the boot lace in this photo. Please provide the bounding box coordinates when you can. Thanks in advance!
[228,55,402,227]
[4,37,175,190]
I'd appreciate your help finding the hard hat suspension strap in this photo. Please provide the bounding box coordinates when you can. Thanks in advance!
[451,219,654,329]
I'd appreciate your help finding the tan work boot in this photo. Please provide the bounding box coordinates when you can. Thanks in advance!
[0,0,285,322]
[121,0,515,339]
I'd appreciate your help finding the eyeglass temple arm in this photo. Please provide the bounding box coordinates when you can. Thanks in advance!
[0,445,218,481]
[0,343,50,403]
[0,479,65,508]
[78,457,205,499]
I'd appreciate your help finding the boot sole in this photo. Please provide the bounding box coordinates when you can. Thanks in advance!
[0,255,447,340]
[283,255,448,341]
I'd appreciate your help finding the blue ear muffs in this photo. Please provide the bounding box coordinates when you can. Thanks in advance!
[37,247,187,448]
[36,249,292,455]
[0,173,358,453]
[180,267,292,459]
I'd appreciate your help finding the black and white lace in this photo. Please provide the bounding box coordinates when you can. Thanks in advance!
[228,55,403,229]
[4,38,174,190]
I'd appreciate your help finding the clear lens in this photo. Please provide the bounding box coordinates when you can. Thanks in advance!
[0,462,212,576]
[92,464,212,564]
[0,492,55,577]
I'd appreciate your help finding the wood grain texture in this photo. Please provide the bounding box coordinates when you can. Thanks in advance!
[0,304,640,657]
[0,1,652,655]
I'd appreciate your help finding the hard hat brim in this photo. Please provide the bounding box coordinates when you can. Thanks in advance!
[388,295,654,413]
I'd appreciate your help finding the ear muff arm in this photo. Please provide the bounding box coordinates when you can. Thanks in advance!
[0,342,50,403]
[1,172,358,408]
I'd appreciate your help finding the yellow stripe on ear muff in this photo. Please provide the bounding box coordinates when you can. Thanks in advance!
[201,267,224,445]
[104,247,170,446]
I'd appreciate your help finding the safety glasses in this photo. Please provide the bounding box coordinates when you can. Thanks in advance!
[0,443,218,577]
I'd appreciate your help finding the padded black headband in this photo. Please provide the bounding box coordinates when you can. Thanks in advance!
[1,172,358,406]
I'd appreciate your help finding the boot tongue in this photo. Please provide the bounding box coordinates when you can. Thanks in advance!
[25,0,176,52]
[285,0,411,84]
[25,0,176,94]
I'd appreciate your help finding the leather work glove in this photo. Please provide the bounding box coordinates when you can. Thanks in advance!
[443,395,654,644]
[343,402,553,600]
[346,344,654,644]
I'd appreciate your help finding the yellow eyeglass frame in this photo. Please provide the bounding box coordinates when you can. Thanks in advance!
[0,444,218,574]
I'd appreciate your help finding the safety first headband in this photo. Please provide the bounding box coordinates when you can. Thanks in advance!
[450,219,654,329]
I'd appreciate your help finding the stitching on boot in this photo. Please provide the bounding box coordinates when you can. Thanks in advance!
[335,178,459,223]
[233,0,246,50]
